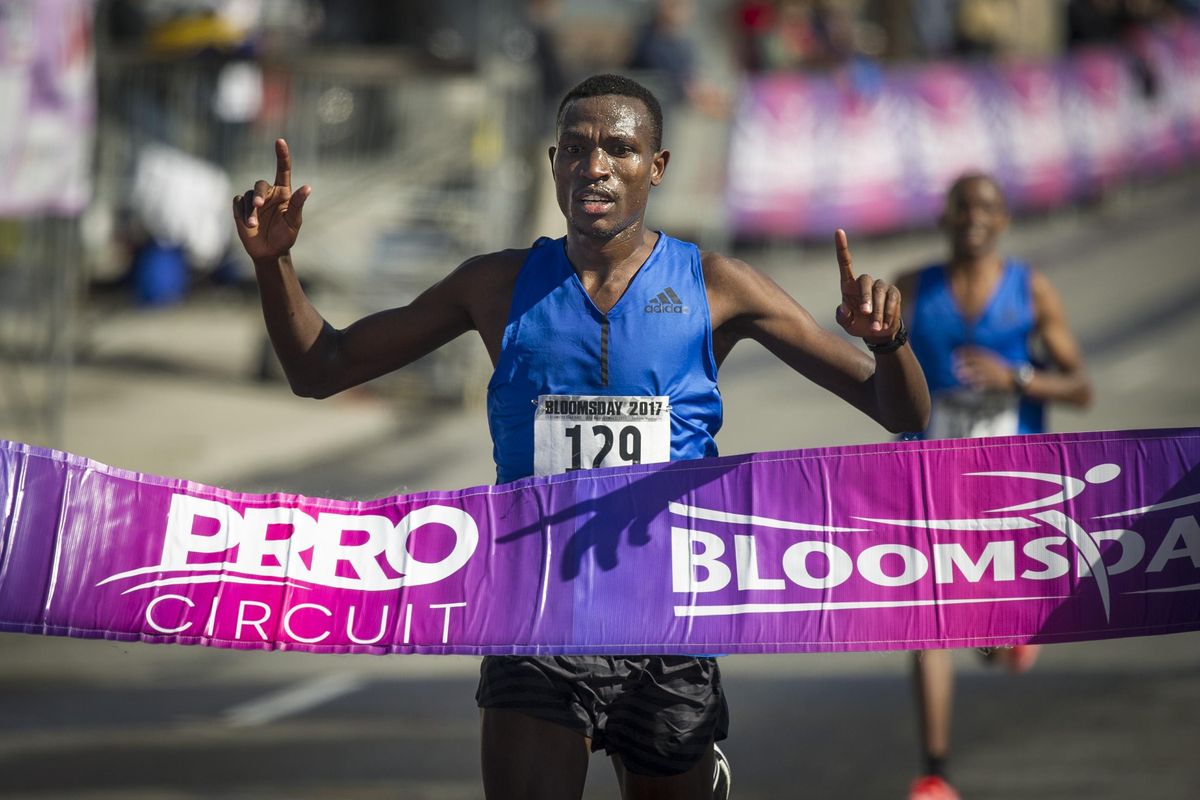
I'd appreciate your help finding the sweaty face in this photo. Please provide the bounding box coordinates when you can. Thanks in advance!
[551,95,665,240]
[943,176,1008,259]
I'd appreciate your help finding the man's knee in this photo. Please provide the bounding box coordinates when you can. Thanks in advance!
[613,744,717,800]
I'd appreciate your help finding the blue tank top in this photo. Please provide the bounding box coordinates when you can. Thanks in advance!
[487,234,722,484]
[908,258,1044,437]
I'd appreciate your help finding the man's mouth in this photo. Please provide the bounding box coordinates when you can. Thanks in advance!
[960,225,989,243]
[575,188,616,214]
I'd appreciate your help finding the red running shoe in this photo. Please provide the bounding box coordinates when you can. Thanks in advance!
[909,775,961,800]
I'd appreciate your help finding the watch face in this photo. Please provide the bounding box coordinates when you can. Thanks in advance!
[1015,363,1034,390]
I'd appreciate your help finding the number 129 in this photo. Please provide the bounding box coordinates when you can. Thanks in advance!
[565,424,642,470]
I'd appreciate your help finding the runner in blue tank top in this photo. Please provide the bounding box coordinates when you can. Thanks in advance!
[894,173,1092,800]
[234,74,931,800]
[488,231,721,484]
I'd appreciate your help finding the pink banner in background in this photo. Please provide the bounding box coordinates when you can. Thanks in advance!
[0,0,95,216]
[727,22,1200,238]
[1,429,1198,655]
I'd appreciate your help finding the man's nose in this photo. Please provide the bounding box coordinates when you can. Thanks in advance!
[584,148,610,179]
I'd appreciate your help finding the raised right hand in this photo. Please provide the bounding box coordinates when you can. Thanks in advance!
[233,138,311,262]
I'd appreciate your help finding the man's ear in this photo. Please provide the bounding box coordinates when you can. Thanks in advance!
[548,146,556,168]
[650,149,671,186]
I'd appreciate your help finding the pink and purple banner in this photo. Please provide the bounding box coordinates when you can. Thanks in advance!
[2,428,1198,656]
[726,22,1200,238]
[0,0,95,217]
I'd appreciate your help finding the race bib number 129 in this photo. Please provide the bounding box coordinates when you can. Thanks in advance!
[533,394,671,476]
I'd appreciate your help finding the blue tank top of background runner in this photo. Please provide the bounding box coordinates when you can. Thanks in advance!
[908,258,1044,438]
[487,233,722,484]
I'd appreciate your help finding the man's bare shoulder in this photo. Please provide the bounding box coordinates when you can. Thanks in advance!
[1026,264,1068,315]
[699,249,805,333]
[699,249,766,294]
[443,248,529,300]
[454,248,529,281]
[1026,264,1055,295]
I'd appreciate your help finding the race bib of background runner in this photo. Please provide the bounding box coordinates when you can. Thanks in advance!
[534,394,670,476]
[927,389,1019,440]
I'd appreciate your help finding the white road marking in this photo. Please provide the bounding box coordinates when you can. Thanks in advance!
[224,671,363,728]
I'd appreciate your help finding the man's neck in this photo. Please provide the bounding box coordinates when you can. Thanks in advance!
[564,224,659,281]
[947,251,1003,282]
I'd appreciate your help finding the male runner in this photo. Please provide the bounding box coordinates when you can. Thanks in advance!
[234,73,930,800]
[895,172,1092,800]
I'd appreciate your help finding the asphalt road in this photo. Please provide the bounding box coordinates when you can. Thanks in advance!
[2,172,1199,799]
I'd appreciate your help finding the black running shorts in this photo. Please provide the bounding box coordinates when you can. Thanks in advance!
[476,654,729,777]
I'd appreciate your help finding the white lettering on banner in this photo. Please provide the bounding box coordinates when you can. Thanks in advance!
[934,542,1016,584]
[161,496,240,566]
[101,494,480,593]
[143,596,468,645]
[735,535,785,590]
[146,594,194,634]
[310,513,393,587]
[236,601,272,640]
[1147,516,1200,572]
[674,528,1111,594]
[284,604,333,644]
[857,544,928,587]
[782,542,853,589]
[672,528,731,593]
[1076,530,1144,578]
[240,505,314,573]
[668,459,1200,623]
[430,602,468,644]
[1020,536,1071,580]
[347,604,390,645]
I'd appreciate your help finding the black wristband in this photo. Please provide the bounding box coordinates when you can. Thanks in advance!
[866,317,908,354]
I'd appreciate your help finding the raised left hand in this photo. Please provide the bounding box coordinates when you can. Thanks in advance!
[833,229,901,345]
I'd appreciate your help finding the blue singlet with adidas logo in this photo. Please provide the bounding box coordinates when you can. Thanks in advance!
[487,233,723,484]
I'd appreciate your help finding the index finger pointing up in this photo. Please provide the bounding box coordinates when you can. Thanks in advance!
[274,138,292,189]
[835,228,855,284]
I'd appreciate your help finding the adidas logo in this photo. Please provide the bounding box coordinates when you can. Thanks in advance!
[644,286,690,314]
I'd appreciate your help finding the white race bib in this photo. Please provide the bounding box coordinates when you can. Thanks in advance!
[533,394,671,476]
[927,389,1020,440]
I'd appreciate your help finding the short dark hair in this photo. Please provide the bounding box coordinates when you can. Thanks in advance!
[556,73,664,151]
[947,171,1007,211]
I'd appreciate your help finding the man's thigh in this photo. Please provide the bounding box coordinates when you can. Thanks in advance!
[481,708,590,800]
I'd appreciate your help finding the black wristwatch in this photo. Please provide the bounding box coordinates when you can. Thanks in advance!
[866,318,908,354]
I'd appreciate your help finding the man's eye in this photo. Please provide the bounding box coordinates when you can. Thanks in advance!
[611,146,632,156]
[564,145,582,155]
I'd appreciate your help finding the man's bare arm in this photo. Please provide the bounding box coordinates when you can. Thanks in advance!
[1024,269,1092,407]
[705,233,930,434]
[233,139,512,399]
[249,253,490,398]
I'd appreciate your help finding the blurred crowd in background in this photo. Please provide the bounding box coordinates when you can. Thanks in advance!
[101,1,1200,73]
[73,0,1200,299]
[2,0,1199,439]
[733,0,1200,69]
